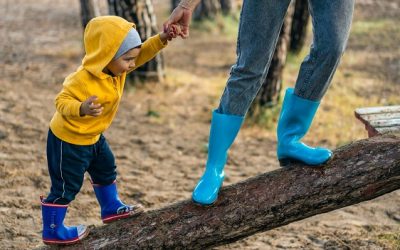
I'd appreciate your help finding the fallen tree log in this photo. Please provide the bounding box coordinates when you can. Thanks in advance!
[60,135,400,249]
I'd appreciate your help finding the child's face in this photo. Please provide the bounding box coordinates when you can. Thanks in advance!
[105,48,141,76]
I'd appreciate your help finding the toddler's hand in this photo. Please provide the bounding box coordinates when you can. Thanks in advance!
[80,96,103,117]
[165,24,181,41]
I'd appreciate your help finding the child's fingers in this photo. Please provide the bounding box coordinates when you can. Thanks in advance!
[90,106,103,113]
[169,32,176,38]
[86,95,98,103]
[89,107,103,116]
[89,103,102,109]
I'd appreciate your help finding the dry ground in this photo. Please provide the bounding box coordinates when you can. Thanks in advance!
[0,0,399,249]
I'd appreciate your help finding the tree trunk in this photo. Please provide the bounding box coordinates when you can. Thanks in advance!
[57,135,400,250]
[171,0,180,10]
[172,0,231,18]
[80,0,101,28]
[248,4,294,119]
[290,0,310,54]
[219,0,233,14]
[193,0,221,20]
[108,0,165,82]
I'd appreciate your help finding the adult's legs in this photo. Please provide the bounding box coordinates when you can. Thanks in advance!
[294,0,355,99]
[276,0,355,166]
[193,0,291,205]
[217,0,292,116]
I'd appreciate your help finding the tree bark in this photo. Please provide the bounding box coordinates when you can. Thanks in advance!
[290,0,310,54]
[108,0,165,82]
[57,135,400,250]
[248,4,294,118]
[219,0,233,14]
[193,0,221,20]
[173,0,232,18]
[171,0,181,11]
[80,0,101,28]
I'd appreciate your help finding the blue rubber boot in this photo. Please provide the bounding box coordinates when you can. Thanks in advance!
[41,198,88,245]
[92,181,144,223]
[277,88,332,166]
[192,110,244,206]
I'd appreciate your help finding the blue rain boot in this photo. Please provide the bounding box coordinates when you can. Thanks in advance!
[192,110,244,206]
[277,88,332,166]
[41,197,88,245]
[92,181,144,223]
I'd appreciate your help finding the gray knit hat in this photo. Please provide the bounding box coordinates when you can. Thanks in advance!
[114,28,142,59]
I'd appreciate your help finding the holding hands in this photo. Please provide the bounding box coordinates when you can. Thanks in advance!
[160,24,182,42]
[163,7,192,39]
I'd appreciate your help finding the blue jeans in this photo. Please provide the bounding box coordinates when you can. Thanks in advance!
[217,0,354,116]
[45,129,117,205]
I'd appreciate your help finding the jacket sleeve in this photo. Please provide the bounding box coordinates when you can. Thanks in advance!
[54,80,84,117]
[128,34,167,74]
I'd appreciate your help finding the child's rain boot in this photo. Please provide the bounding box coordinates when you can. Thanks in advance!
[41,197,88,245]
[92,181,144,223]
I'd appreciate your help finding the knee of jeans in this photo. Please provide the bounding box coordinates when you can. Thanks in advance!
[230,65,265,85]
[322,41,346,62]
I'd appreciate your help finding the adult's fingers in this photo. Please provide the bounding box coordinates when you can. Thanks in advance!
[180,25,190,39]
[163,21,171,33]
[163,7,185,32]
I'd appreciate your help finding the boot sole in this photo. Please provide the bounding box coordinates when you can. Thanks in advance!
[192,198,217,207]
[279,158,329,167]
[43,227,90,246]
[103,205,144,224]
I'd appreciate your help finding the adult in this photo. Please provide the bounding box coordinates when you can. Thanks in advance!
[164,0,354,205]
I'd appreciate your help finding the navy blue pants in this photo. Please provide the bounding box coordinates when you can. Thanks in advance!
[45,129,117,205]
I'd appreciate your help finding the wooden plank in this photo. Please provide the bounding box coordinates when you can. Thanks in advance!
[358,112,400,122]
[376,126,400,134]
[354,105,400,137]
[369,119,400,128]
[355,105,400,115]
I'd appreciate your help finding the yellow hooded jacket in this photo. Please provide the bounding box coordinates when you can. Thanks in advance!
[49,16,166,145]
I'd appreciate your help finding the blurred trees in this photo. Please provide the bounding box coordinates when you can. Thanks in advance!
[80,0,101,28]
[193,0,221,20]
[171,0,233,20]
[290,0,309,54]
[219,0,233,14]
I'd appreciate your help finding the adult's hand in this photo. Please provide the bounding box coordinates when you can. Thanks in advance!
[163,5,193,39]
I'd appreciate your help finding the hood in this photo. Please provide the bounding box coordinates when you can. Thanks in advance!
[82,16,136,79]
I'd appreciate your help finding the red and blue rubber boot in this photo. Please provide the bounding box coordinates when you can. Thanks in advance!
[41,197,88,245]
[92,181,144,223]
